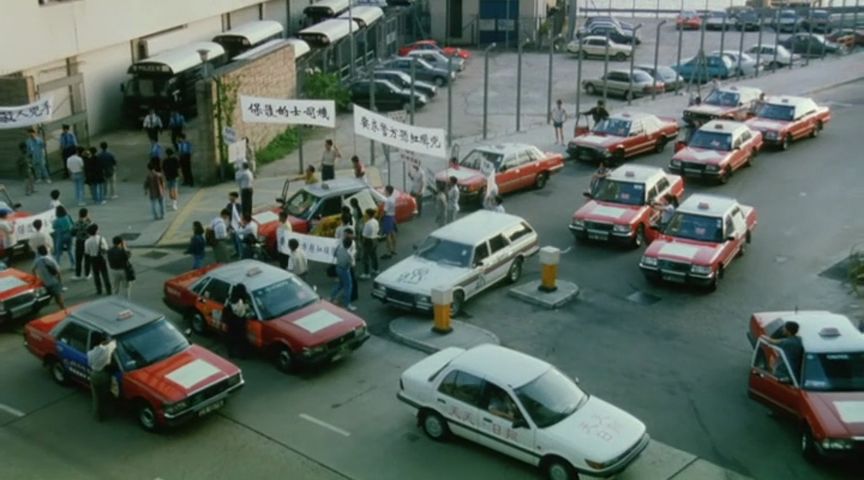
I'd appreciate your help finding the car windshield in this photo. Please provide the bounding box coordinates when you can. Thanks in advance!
[115,318,189,371]
[251,277,319,319]
[664,212,724,242]
[757,103,795,121]
[592,179,645,205]
[284,190,321,219]
[514,368,587,429]
[688,130,732,151]
[593,118,631,137]
[704,90,740,107]
[803,352,864,392]
[461,149,503,170]
[657,66,677,79]
[416,236,472,268]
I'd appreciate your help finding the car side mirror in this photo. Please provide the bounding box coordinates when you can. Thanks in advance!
[582,191,592,199]
[512,417,529,429]
[12,203,22,210]
[183,328,192,338]
[499,165,508,172]
[777,376,794,386]
[726,235,736,241]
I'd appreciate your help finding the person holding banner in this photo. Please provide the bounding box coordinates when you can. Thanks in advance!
[275,211,293,269]
[320,140,342,181]
[26,129,51,184]
[287,239,308,278]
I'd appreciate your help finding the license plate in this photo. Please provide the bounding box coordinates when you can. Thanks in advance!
[331,345,351,363]
[684,168,702,174]
[198,399,224,417]
[588,232,609,241]
[662,273,685,283]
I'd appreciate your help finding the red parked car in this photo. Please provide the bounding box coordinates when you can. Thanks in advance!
[23,297,244,431]
[398,39,471,60]
[747,310,864,460]
[745,95,831,150]
[676,10,703,30]
[0,267,51,324]
[164,260,369,372]
[567,111,680,164]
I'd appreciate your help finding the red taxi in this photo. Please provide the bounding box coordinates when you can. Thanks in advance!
[570,165,684,248]
[745,95,831,150]
[747,310,864,459]
[639,194,756,290]
[23,297,243,431]
[682,86,763,126]
[0,267,51,324]
[434,143,564,204]
[398,39,471,59]
[669,120,763,184]
[163,260,369,372]
[255,178,416,252]
[676,10,703,30]
[567,111,679,164]
[0,198,37,259]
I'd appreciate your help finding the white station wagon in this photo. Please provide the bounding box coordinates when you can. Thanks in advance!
[398,345,650,480]
[372,211,539,315]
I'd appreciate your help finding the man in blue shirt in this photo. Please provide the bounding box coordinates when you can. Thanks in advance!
[26,129,51,184]
[97,142,118,199]
[148,141,163,168]
[59,124,78,178]
[167,110,185,150]
[177,133,194,187]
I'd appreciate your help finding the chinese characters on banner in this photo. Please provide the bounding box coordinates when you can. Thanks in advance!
[14,210,57,241]
[0,97,53,130]
[353,105,447,158]
[240,96,336,128]
[251,211,340,264]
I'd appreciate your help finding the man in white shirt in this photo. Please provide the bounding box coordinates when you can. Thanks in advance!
[66,147,85,206]
[276,210,293,269]
[380,186,398,259]
[0,211,16,262]
[360,208,380,279]
[210,209,231,263]
[235,162,255,218]
[87,336,117,421]
[238,214,258,259]
[226,192,242,258]
[408,163,426,217]
[446,176,460,224]
[551,99,568,145]
[83,223,111,295]
[142,109,163,142]
[287,238,308,278]
[28,219,53,256]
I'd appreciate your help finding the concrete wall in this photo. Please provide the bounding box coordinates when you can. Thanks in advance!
[0,77,37,177]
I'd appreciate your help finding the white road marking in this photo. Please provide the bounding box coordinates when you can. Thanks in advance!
[0,402,25,417]
[299,413,351,437]
[560,246,573,254]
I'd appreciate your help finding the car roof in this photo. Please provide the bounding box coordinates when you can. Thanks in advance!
[764,95,812,108]
[303,177,371,197]
[452,344,551,388]
[715,85,762,96]
[761,311,864,353]
[698,120,748,135]
[583,35,613,42]
[677,194,738,217]
[610,110,656,123]
[431,210,531,245]
[607,164,665,184]
[209,260,292,291]
[71,297,163,336]
[468,142,536,156]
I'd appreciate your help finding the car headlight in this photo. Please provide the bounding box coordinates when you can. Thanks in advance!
[601,149,612,157]
[586,459,609,470]
[302,345,327,357]
[415,294,432,305]
[226,373,243,387]
[372,282,385,294]
[670,159,682,167]
[705,164,720,172]
[821,438,854,450]
[571,219,585,228]
[458,184,473,192]
[354,325,367,338]
[641,256,658,267]
[765,131,778,139]
[613,224,631,233]
[164,399,189,415]
[691,264,712,275]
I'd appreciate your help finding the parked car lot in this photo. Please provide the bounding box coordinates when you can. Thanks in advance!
[582,69,663,100]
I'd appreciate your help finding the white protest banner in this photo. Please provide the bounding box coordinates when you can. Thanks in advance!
[241,96,336,128]
[228,138,247,168]
[13,209,56,241]
[353,105,447,158]
[0,97,53,130]
[286,232,340,265]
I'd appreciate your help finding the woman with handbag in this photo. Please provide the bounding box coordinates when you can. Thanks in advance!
[106,236,133,299]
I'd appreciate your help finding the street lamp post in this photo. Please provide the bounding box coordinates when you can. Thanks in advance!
[755,16,764,77]
[773,9,781,72]
[349,4,355,80]
[517,36,524,131]
[627,24,642,106]
[370,61,376,166]
[652,20,667,100]
[547,34,562,124]
[447,55,454,147]
[483,43,497,139]
[575,35,583,129]
[410,57,416,125]
[602,32,610,104]
[736,21,745,80]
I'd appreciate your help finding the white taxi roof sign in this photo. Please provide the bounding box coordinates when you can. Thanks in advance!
[697,202,710,210]
[622,113,631,117]
[819,327,841,338]
[117,309,134,320]
[624,170,635,177]
[246,267,263,277]
[781,98,789,103]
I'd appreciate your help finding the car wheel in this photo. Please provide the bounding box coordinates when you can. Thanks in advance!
[534,172,549,189]
[612,149,626,166]
[434,77,445,87]
[137,401,159,432]
[708,267,723,292]
[780,134,791,151]
[451,290,465,317]
[801,426,820,461]
[544,456,579,480]
[655,138,668,153]
[614,51,627,61]
[632,224,647,249]
[276,345,295,373]
[507,257,523,284]
[191,312,208,336]
[744,150,754,167]
[811,121,822,138]
[420,410,450,441]
[585,83,596,95]
[718,167,731,184]
[48,357,68,386]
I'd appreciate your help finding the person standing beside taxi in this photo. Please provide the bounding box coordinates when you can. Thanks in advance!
[87,336,117,421]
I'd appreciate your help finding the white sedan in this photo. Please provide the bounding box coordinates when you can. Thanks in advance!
[397,344,650,480]
[567,35,632,60]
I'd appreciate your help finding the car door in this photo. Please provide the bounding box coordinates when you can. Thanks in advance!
[88,329,122,397]
[55,320,93,383]
[467,242,491,298]
[198,277,232,332]
[729,132,746,169]
[626,121,653,155]
[495,153,523,193]
[484,233,514,285]
[309,195,344,235]
[376,82,398,110]
[586,38,604,56]
[435,369,487,444]
[748,338,803,416]
[478,381,538,464]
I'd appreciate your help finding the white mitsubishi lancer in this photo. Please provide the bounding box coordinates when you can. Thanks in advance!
[398,344,649,480]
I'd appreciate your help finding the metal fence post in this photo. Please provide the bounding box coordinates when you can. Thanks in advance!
[773,9,780,72]
[575,35,583,129]
[447,55,453,147]
[805,9,813,66]
[517,36,523,131]
[349,5,355,80]
[720,16,727,54]
[855,0,859,35]
[755,15,764,77]
[602,32,610,103]
[505,0,511,48]
[676,18,684,77]
[483,43,496,140]
[737,23,745,79]
[842,0,848,30]
[627,24,641,106]
[652,20,666,100]
[547,33,559,124]
[370,62,376,166]
[410,57,416,125]
[790,14,799,71]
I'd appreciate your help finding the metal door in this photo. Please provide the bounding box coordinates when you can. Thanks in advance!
[479,0,519,46]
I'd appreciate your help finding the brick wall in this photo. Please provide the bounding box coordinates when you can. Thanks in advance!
[0,76,36,177]
[193,42,296,185]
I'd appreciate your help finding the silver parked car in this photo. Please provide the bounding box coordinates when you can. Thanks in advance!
[746,44,800,68]
[582,69,664,100]
[634,65,684,91]
[711,50,760,76]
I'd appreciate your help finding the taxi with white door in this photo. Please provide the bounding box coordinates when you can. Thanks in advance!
[164,260,369,372]
[372,211,539,315]
[570,165,684,248]
[682,85,763,125]
[747,310,864,460]
[669,120,763,184]
[745,95,831,150]
[639,194,757,290]
[397,344,650,480]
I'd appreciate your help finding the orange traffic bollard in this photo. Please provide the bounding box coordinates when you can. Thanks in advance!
[538,246,560,292]
[431,287,453,334]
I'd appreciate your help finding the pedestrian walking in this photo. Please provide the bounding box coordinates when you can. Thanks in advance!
[106,236,133,300]
[226,192,242,258]
[552,99,568,145]
[72,208,92,280]
[491,195,505,213]
[235,162,254,218]
[144,163,166,220]
[84,224,111,295]
[351,155,367,183]
[97,142,118,200]
[320,139,341,181]
[408,163,426,216]
[67,147,85,205]
[32,245,65,310]
[86,336,116,421]
[59,124,78,178]
[434,188,447,227]
[582,100,610,127]
[143,109,163,142]
[380,185,398,259]
[0,211,15,264]
[148,141,163,167]
[224,285,250,358]
[177,134,194,187]
[28,219,54,256]
[162,148,180,211]
[84,147,105,204]
[52,206,75,269]
[304,165,319,185]
[243,136,257,173]
[275,211,293,269]
[209,209,232,263]
[167,110,185,149]
[186,221,207,269]
[26,129,51,184]
[446,176,460,224]
[17,142,35,196]
[483,180,500,211]
[331,237,356,311]
[287,239,308,278]
[360,208,379,279]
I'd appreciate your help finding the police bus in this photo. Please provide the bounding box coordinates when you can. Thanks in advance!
[297,18,360,48]
[337,5,384,29]
[303,0,351,27]
[212,20,285,59]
